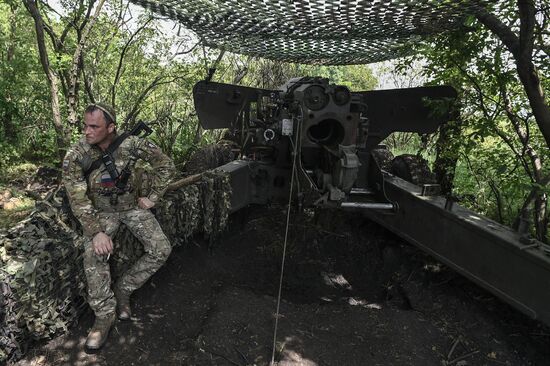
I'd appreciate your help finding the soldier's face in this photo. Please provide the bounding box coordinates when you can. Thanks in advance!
[84,110,115,146]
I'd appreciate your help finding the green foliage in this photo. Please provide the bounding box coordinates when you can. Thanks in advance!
[452,138,533,224]
[1,163,38,184]
[0,0,210,168]
[2,0,547,240]
[1,0,378,174]
[296,64,377,91]
[0,1,54,168]
[396,0,550,237]
[211,54,377,91]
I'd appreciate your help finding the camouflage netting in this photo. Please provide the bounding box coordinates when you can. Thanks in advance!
[0,170,231,364]
[130,0,497,65]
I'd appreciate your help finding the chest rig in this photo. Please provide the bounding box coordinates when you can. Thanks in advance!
[83,121,153,205]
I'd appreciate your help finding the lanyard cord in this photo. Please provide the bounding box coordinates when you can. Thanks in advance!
[270,114,301,365]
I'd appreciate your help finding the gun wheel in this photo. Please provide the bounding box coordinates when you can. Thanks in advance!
[391,154,436,185]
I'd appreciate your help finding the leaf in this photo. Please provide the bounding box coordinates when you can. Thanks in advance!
[22,258,38,275]
[4,260,23,275]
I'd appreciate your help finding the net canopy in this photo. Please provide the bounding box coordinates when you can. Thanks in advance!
[130,0,495,65]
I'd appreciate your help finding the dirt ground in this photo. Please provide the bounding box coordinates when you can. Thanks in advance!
[12,205,550,366]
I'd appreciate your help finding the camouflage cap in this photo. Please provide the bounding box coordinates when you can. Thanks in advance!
[85,103,116,124]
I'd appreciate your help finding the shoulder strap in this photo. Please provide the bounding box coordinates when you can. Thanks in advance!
[83,132,131,179]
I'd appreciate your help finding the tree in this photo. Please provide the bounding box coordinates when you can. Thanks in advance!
[415,0,549,241]
[16,0,210,168]
[0,0,56,167]
[476,0,550,149]
[23,0,107,160]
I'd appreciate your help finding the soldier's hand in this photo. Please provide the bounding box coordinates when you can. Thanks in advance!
[137,197,155,209]
[92,231,114,256]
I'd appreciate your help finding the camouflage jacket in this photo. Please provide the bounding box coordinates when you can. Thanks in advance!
[62,134,174,237]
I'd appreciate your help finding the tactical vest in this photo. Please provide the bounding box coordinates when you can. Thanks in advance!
[80,135,140,212]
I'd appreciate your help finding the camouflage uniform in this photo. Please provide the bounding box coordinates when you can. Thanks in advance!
[62,134,174,317]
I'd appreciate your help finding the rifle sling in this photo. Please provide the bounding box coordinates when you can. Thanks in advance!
[83,132,130,180]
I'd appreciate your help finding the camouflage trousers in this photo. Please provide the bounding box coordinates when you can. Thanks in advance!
[82,208,172,317]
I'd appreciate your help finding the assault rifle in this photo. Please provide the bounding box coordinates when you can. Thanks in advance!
[112,121,153,191]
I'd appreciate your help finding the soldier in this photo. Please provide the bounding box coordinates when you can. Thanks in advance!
[62,103,174,350]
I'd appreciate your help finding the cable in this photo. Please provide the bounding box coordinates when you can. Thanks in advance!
[270,115,300,366]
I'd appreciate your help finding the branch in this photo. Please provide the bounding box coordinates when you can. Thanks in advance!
[500,84,543,183]
[475,5,520,58]
[78,0,96,34]
[487,177,504,223]
[24,0,52,80]
[492,126,534,182]
[61,0,86,45]
[124,75,185,127]
[59,71,69,102]
[461,152,483,194]
[463,66,534,180]
[39,0,82,48]
[66,0,106,125]
[42,21,62,51]
[534,4,550,58]
[98,13,122,56]
[522,113,531,149]
[477,1,550,149]
[518,0,536,60]
[44,19,74,104]
[517,175,550,219]
[116,0,131,27]
[175,40,201,56]
[110,17,154,107]
[80,54,95,103]
[497,74,527,143]
[23,0,69,156]
[449,58,500,108]
[166,174,202,191]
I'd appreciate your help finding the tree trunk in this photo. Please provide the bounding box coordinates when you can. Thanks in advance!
[434,99,462,196]
[2,3,18,142]
[514,174,550,242]
[67,0,106,125]
[193,122,204,145]
[434,121,460,196]
[24,0,70,161]
[534,194,548,242]
[496,48,548,242]
[475,2,550,150]
[515,60,550,149]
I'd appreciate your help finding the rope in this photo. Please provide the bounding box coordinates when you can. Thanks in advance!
[270,116,301,365]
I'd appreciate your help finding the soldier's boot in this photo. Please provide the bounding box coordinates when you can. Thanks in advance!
[85,312,116,350]
[114,284,132,321]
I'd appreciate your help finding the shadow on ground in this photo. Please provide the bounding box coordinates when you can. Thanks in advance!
[13,206,550,366]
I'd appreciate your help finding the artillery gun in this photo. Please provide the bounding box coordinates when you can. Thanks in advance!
[194,77,455,209]
[193,77,550,327]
